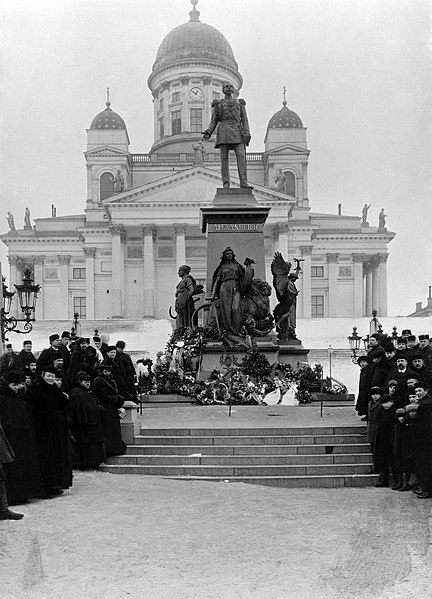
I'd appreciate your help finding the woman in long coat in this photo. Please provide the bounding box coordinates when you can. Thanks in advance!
[0,370,44,504]
[93,363,125,455]
[69,372,106,469]
[25,365,73,496]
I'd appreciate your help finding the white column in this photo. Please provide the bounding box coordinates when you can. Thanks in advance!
[278,222,289,257]
[110,225,124,318]
[203,76,212,127]
[153,90,159,142]
[364,261,373,317]
[378,253,388,317]
[352,253,364,318]
[180,77,189,133]
[174,223,187,270]
[301,245,312,318]
[327,253,339,317]
[8,255,19,317]
[33,256,44,320]
[162,82,170,137]
[272,225,280,253]
[58,255,70,319]
[143,225,156,317]
[372,256,380,314]
[84,247,96,320]
[302,162,308,200]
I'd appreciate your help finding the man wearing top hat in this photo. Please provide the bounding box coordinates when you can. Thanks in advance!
[36,334,62,374]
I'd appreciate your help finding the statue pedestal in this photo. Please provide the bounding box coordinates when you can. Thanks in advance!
[200,188,270,294]
[277,339,310,366]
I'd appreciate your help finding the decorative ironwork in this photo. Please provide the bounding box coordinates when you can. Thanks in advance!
[1,266,40,342]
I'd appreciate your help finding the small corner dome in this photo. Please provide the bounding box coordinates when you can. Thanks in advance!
[90,102,127,131]
[267,101,303,130]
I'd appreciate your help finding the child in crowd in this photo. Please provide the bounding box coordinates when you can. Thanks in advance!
[367,387,383,473]
[391,408,411,491]
[405,403,420,492]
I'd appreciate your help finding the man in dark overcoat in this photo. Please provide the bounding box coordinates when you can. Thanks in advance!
[36,334,62,373]
[93,363,125,455]
[413,382,432,498]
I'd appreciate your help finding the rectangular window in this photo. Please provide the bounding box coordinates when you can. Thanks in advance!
[311,295,324,318]
[73,297,86,319]
[171,110,181,135]
[190,108,202,133]
[311,266,324,278]
[159,118,164,138]
[171,91,180,103]
[212,91,220,101]
[72,268,86,279]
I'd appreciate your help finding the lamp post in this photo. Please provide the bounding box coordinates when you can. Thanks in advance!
[0,263,40,351]
[348,326,362,363]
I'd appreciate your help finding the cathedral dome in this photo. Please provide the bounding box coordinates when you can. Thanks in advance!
[151,2,238,74]
[267,100,303,130]
[90,102,127,130]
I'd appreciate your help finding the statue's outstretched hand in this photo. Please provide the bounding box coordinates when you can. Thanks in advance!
[202,131,211,140]
[244,258,255,266]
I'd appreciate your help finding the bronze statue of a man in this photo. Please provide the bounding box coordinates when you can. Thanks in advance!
[202,82,251,189]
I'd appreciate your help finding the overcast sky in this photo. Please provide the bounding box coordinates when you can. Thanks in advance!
[1,0,431,317]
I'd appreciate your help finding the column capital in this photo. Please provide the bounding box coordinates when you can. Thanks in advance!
[33,255,45,265]
[58,255,71,265]
[83,247,96,258]
[174,223,187,236]
[352,253,364,263]
[109,224,124,237]
[300,245,313,256]
[278,222,289,234]
[377,252,389,263]
[142,224,156,237]
[180,76,189,86]
[160,81,170,92]
[272,225,280,241]
[203,76,212,86]
[8,255,19,266]
[326,253,339,263]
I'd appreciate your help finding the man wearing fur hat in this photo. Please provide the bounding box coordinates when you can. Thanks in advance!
[14,340,36,375]
[0,344,17,377]
[418,334,432,367]
[355,355,374,419]
[25,365,73,497]
[413,382,432,498]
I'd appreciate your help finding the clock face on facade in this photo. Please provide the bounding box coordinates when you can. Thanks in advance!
[189,87,203,100]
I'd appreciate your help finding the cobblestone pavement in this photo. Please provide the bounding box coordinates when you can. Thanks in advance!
[1,471,431,599]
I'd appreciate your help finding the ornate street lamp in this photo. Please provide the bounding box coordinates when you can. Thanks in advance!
[1,266,40,343]
[348,326,362,363]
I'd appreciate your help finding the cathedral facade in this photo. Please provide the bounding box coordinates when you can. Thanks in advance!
[1,4,394,322]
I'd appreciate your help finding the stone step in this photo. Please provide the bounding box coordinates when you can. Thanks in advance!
[133,434,367,446]
[139,426,367,436]
[167,474,379,488]
[100,463,372,476]
[111,453,371,466]
[126,443,372,456]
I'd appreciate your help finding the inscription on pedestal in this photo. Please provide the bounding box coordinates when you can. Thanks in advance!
[209,223,263,233]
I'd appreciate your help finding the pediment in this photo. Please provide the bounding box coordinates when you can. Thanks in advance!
[84,146,129,158]
[102,166,296,208]
[266,144,310,156]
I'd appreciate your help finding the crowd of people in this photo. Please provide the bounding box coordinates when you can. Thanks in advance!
[0,332,138,520]
[355,329,432,496]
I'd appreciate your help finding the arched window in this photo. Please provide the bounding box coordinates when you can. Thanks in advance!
[284,171,296,197]
[100,172,115,201]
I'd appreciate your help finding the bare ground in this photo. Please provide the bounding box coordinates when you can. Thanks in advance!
[1,471,432,599]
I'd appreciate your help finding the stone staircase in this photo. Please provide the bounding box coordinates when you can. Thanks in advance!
[101,425,377,488]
